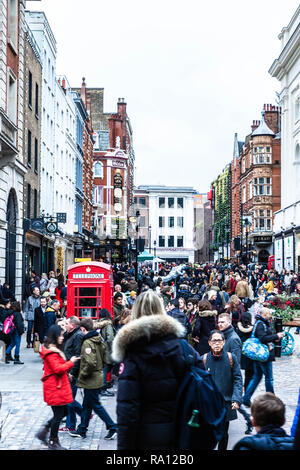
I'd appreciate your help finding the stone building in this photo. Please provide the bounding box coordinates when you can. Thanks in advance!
[0,0,27,297]
[269,5,300,272]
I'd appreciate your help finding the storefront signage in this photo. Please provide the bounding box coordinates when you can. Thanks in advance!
[274,238,283,273]
[30,218,45,233]
[112,160,125,168]
[74,258,92,263]
[254,236,272,244]
[73,273,104,279]
[284,235,294,270]
[45,221,58,234]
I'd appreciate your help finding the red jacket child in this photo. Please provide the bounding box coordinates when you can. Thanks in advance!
[40,345,74,406]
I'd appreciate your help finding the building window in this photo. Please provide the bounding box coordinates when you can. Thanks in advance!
[33,189,38,218]
[177,216,184,227]
[139,197,146,207]
[27,184,31,218]
[253,177,272,196]
[295,97,300,122]
[168,235,174,247]
[8,0,18,51]
[28,71,32,108]
[253,146,272,164]
[242,185,246,203]
[177,236,184,247]
[94,161,103,178]
[168,197,174,208]
[34,138,38,172]
[159,216,165,228]
[159,236,165,247]
[249,180,253,199]
[254,209,272,232]
[168,216,174,228]
[35,83,39,117]
[177,197,184,208]
[27,130,32,166]
[159,197,165,208]
[7,70,17,124]
[139,216,146,227]
[93,186,103,205]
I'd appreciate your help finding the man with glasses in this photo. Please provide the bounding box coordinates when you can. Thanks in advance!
[217,313,253,434]
[203,330,243,450]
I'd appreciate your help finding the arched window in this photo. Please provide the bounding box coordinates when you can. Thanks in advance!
[94,161,103,178]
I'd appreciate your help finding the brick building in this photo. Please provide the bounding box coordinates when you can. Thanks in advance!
[237,104,281,264]
[230,133,244,259]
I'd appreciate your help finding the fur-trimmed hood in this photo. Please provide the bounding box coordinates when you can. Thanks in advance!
[93,319,112,329]
[112,313,185,363]
[237,322,253,333]
[40,344,67,361]
[198,309,218,318]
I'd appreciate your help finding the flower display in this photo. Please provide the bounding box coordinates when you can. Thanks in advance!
[265,293,300,324]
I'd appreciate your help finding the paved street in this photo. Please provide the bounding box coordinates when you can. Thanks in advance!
[0,333,299,451]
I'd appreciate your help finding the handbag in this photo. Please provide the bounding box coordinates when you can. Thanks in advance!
[242,321,269,362]
[33,338,41,353]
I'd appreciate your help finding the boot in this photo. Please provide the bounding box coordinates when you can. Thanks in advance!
[35,423,50,444]
[5,353,13,363]
[14,355,24,365]
[47,437,66,450]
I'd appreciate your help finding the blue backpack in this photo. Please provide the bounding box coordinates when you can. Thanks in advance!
[173,339,227,450]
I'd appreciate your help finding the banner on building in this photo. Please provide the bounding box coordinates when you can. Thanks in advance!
[284,235,294,271]
[274,238,283,273]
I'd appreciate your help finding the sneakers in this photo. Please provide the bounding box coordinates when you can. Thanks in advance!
[68,429,86,438]
[101,389,115,397]
[59,427,75,432]
[104,429,117,440]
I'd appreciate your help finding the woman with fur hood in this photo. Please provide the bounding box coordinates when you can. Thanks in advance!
[191,299,218,355]
[112,290,204,450]
[36,325,80,450]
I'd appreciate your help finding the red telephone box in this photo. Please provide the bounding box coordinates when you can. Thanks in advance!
[67,261,114,319]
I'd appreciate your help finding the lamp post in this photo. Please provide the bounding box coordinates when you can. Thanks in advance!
[154,240,157,258]
[135,210,140,281]
[149,224,152,253]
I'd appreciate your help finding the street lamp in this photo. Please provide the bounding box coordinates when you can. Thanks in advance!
[154,240,157,258]
[149,224,152,253]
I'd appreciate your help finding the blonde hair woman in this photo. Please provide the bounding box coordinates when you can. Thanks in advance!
[112,290,204,450]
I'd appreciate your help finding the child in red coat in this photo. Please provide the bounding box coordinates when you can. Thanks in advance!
[36,324,80,450]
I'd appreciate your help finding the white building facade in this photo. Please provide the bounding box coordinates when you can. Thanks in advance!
[269,5,300,272]
[138,185,196,263]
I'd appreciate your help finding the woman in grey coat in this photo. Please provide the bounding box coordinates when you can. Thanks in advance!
[202,329,243,450]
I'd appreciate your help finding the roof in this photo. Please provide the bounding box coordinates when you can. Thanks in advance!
[252,111,275,137]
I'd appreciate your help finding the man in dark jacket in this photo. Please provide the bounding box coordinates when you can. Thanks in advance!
[69,318,117,440]
[242,308,285,407]
[61,316,83,432]
[233,393,294,450]
[33,297,48,343]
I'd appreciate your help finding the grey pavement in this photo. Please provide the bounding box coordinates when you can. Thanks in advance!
[0,333,299,451]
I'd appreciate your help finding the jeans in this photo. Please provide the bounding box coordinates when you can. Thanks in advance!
[26,320,34,346]
[47,405,68,439]
[218,421,229,450]
[6,331,21,356]
[243,360,274,403]
[77,388,117,434]
[66,381,82,429]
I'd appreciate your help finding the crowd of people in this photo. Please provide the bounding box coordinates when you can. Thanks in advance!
[0,260,300,451]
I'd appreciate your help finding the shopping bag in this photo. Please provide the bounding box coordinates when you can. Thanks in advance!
[33,338,41,353]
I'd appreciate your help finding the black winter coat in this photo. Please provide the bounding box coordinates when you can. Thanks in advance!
[233,424,294,450]
[253,315,279,362]
[33,306,48,342]
[192,310,217,355]
[222,325,243,364]
[63,326,83,377]
[236,322,254,371]
[12,311,25,336]
[167,308,191,336]
[112,313,204,450]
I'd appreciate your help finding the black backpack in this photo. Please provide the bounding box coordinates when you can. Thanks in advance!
[173,339,227,450]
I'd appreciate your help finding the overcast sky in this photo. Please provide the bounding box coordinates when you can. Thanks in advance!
[27,0,300,193]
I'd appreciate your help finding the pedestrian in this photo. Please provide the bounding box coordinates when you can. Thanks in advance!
[60,316,83,433]
[5,301,25,365]
[33,296,49,344]
[47,299,61,320]
[217,313,253,434]
[233,393,294,450]
[236,311,254,392]
[161,286,173,308]
[114,293,125,329]
[39,273,49,295]
[55,281,65,308]
[94,308,116,397]
[0,299,12,350]
[167,298,191,336]
[192,299,217,355]
[47,271,58,300]
[235,275,251,303]
[1,282,16,302]
[126,291,137,309]
[291,386,300,449]
[202,329,243,450]
[23,286,41,348]
[226,295,245,329]
[242,307,286,407]
[185,298,199,348]
[112,289,204,450]
[69,318,117,440]
[36,324,80,450]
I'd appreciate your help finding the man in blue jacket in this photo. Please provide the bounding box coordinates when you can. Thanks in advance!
[233,392,294,450]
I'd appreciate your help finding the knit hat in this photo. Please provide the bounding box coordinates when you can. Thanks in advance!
[130,291,136,297]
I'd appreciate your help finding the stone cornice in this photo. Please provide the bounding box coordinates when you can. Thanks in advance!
[269,23,300,79]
